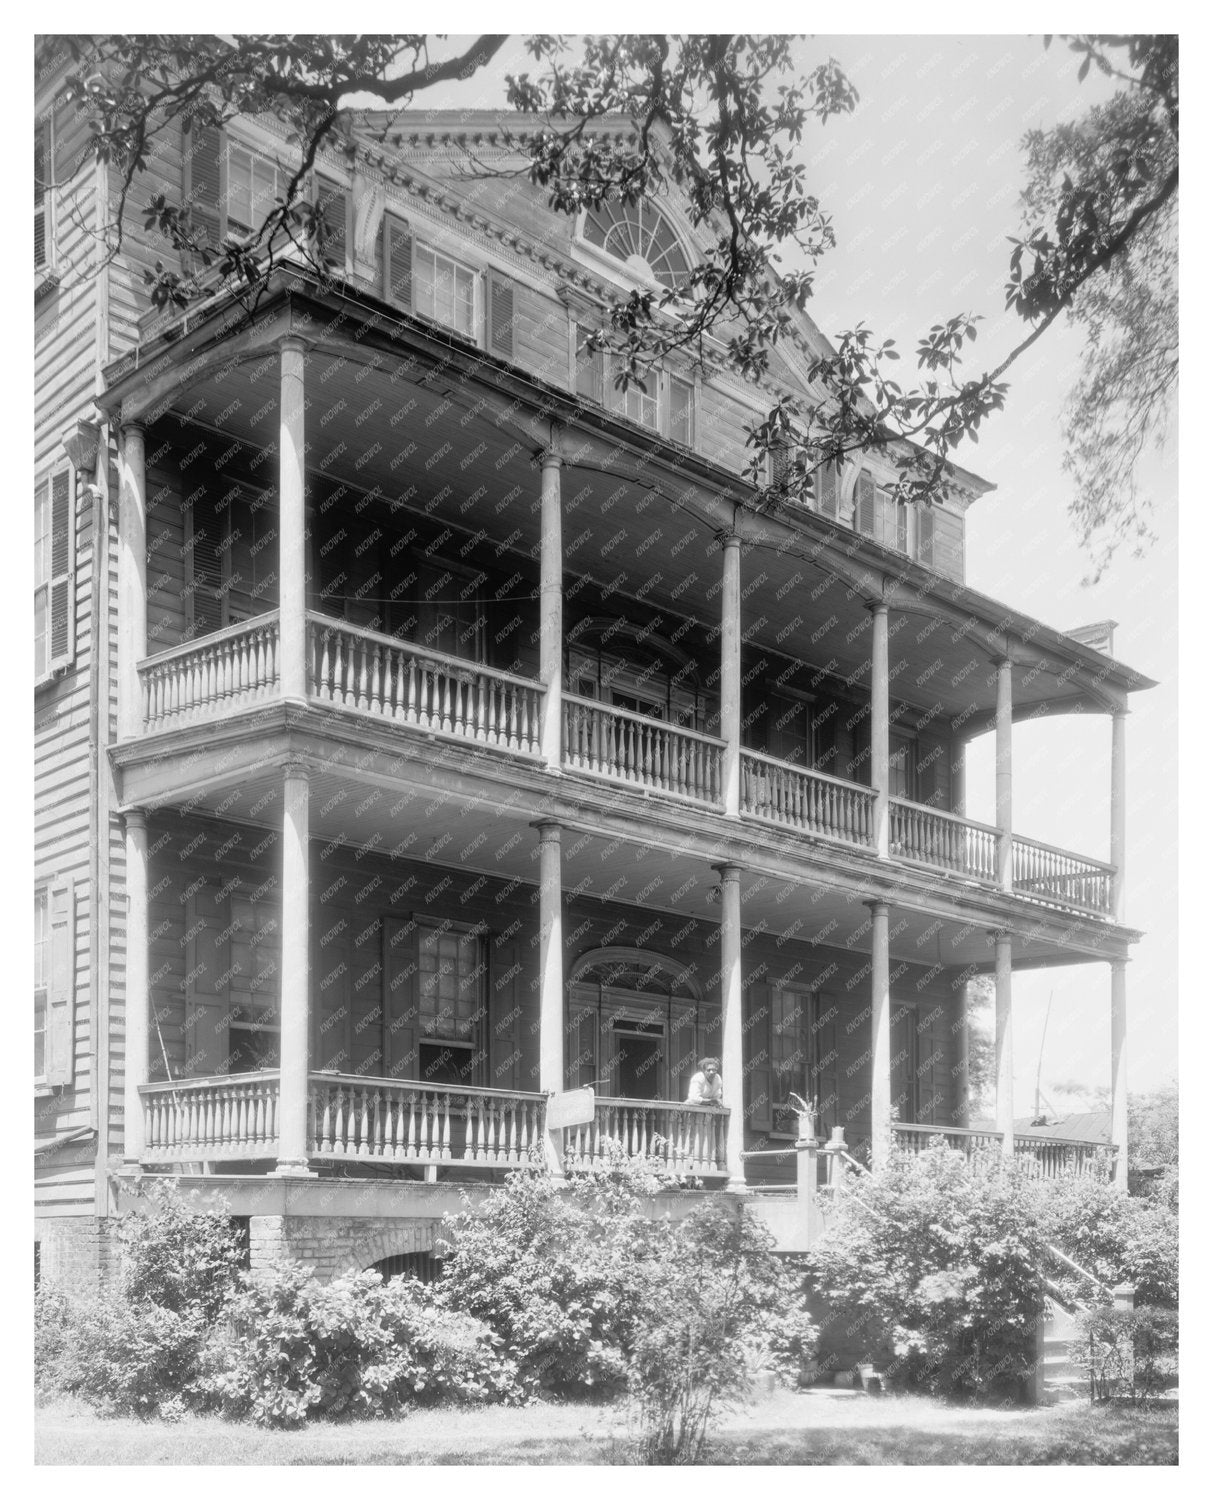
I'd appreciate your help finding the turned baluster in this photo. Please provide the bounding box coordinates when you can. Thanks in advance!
[358,1086,371,1156]
[405,1092,419,1159]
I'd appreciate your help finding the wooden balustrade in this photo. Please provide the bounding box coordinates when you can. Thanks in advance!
[564,1098,729,1177]
[139,1072,280,1162]
[889,798,1000,882]
[893,1122,1113,1179]
[740,751,876,847]
[139,613,281,731]
[1012,835,1114,917]
[307,1073,547,1167]
[562,696,724,805]
[308,615,543,754]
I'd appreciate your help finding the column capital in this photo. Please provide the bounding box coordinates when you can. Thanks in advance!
[532,819,563,841]
[986,926,1011,943]
[282,758,310,782]
[278,333,309,355]
[718,531,742,553]
[1111,705,1130,721]
[711,861,743,883]
[1109,955,1130,973]
[540,447,563,472]
[123,806,148,833]
[119,419,146,441]
[866,598,889,618]
[864,897,890,916]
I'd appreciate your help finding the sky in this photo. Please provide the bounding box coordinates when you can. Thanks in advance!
[414,29,1179,1109]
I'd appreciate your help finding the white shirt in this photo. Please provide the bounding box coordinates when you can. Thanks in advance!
[687,1069,723,1105]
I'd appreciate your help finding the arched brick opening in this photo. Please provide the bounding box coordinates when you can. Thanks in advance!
[333,1219,440,1278]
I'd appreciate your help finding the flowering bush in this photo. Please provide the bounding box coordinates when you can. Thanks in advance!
[1077,1305,1179,1402]
[202,1264,518,1426]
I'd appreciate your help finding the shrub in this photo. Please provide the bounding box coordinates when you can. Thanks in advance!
[1077,1306,1179,1402]
[203,1264,517,1427]
[627,1201,816,1464]
[806,1144,1045,1401]
[117,1179,244,1321]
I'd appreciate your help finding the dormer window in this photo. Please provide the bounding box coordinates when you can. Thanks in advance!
[854,470,908,554]
[581,201,691,289]
[415,242,479,340]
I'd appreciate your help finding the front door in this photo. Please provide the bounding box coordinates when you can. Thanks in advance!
[613,1025,665,1100]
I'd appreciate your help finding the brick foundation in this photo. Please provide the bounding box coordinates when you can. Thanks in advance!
[36,1217,119,1290]
[248,1216,441,1281]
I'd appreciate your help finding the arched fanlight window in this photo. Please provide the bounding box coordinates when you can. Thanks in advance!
[582,201,691,289]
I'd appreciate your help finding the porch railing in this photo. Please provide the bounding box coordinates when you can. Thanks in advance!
[741,750,876,847]
[893,1121,1114,1178]
[307,1073,546,1167]
[564,1098,729,1177]
[139,612,281,731]
[139,1071,281,1161]
[1012,835,1114,918]
[889,799,1000,883]
[308,615,544,754]
[562,696,724,805]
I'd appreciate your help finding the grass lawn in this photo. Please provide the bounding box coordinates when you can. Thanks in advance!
[35,1390,1177,1465]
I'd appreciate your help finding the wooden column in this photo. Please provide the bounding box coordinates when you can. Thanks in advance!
[994,930,1014,1159]
[1110,710,1128,924]
[721,536,742,816]
[536,821,565,1175]
[1110,958,1129,1192]
[869,899,891,1168]
[995,657,1013,892]
[122,808,149,1161]
[273,762,313,1176]
[117,422,146,739]
[539,450,563,768]
[870,603,890,857]
[279,337,308,704]
[716,863,746,1189]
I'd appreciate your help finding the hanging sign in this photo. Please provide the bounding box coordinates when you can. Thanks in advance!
[545,1086,596,1129]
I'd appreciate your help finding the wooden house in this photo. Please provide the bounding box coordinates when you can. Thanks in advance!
[34,67,1150,1282]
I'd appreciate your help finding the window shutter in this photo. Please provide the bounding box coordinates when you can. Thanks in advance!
[384,917,419,1079]
[895,499,908,554]
[770,441,792,490]
[891,1003,919,1125]
[317,179,349,270]
[489,941,521,1091]
[811,1009,840,1136]
[184,886,231,1077]
[314,912,352,1072]
[48,468,75,671]
[574,324,602,403]
[184,119,224,245]
[668,373,694,447]
[917,505,936,567]
[44,878,75,1087]
[855,471,875,536]
[744,980,773,1135]
[487,273,516,360]
[34,125,48,269]
[384,216,412,310]
[186,499,224,636]
[816,461,839,520]
[566,997,600,1092]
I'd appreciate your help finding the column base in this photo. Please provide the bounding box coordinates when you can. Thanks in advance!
[270,1160,317,1179]
[725,1176,748,1195]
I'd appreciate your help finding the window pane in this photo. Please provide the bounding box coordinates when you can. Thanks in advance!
[227,146,253,230]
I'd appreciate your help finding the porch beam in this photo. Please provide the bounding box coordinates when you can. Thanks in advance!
[869,603,890,858]
[122,809,149,1161]
[721,535,742,816]
[1110,958,1129,1192]
[273,761,313,1176]
[279,336,308,705]
[993,929,1014,1158]
[117,422,147,740]
[716,863,746,1189]
[995,657,1013,892]
[868,899,891,1168]
[536,820,565,1175]
[539,450,563,768]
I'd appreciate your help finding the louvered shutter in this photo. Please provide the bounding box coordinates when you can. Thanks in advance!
[894,498,908,554]
[384,917,419,1078]
[317,179,348,270]
[184,885,230,1077]
[855,471,875,536]
[183,119,223,249]
[487,273,516,359]
[668,373,694,446]
[384,216,412,309]
[891,1003,919,1125]
[743,980,773,1134]
[34,126,47,269]
[187,498,224,635]
[917,504,936,567]
[811,1007,840,1136]
[566,995,600,1092]
[574,324,602,403]
[44,879,75,1086]
[770,441,792,490]
[816,461,839,520]
[314,910,352,1072]
[48,469,74,671]
[489,941,521,1091]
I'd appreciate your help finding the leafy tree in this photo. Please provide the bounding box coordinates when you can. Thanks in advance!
[39,32,1177,544]
[964,976,995,1118]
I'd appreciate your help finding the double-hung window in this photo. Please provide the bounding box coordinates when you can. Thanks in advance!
[414,243,479,340]
[574,326,696,446]
[417,923,484,1086]
[226,143,281,237]
[854,470,908,554]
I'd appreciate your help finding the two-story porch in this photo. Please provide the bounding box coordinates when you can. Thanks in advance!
[101,268,1149,1208]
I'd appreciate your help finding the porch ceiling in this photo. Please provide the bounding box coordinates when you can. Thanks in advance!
[147,752,1120,976]
[139,324,1140,730]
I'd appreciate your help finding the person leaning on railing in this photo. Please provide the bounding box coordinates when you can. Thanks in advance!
[686,1057,724,1106]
